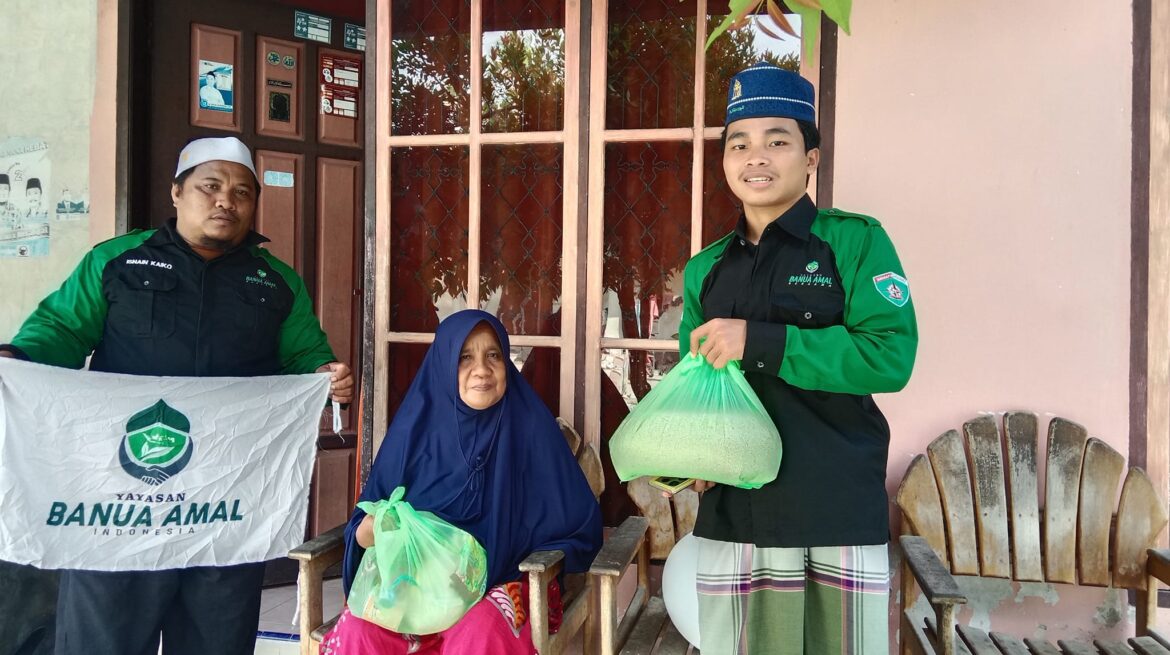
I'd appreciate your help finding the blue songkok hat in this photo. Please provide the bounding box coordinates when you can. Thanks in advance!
[725,62,816,126]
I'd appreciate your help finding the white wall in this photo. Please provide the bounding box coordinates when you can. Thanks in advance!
[0,1,99,341]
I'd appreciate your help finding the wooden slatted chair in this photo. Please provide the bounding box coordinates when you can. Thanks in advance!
[897,412,1170,655]
[590,478,701,654]
[289,418,605,655]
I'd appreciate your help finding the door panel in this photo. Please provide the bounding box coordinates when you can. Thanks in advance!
[316,157,362,431]
[254,150,303,267]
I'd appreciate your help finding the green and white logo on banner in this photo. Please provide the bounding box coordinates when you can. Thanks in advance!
[873,272,910,308]
[118,400,194,485]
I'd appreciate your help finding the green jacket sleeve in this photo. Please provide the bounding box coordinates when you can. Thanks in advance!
[778,221,918,394]
[677,256,707,356]
[264,252,338,374]
[9,249,111,369]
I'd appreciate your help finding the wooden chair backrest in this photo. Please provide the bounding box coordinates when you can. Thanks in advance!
[558,418,605,501]
[896,412,1168,589]
[625,479,699,560]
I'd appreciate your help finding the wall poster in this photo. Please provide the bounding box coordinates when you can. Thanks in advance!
[197,59,235,113]
[0,138,51,258]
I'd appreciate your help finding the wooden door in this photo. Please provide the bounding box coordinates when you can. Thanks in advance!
[130,0,367,541]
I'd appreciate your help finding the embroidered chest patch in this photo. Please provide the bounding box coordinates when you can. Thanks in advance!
[873,272,910,307]
[788,261,833,288]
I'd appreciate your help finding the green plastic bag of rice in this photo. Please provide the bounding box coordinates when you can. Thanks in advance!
[347,486,488,635]
[609,353,781,489]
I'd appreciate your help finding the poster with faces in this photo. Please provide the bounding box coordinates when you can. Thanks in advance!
[0,137,51,257]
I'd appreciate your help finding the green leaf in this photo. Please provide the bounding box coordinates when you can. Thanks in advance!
[783,1,822,61]
[705,0,762,50]
[820,0,851,34]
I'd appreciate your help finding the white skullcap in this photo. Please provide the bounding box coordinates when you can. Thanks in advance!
[174,137,258,181]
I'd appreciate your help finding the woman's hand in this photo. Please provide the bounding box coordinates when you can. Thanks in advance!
[356,514,375,548]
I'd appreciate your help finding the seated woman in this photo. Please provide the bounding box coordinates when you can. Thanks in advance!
[322,310,603,654]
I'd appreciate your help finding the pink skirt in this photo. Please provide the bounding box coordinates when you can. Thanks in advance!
[321,581,560,655]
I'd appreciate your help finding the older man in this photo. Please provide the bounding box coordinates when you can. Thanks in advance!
[1,136,353,655]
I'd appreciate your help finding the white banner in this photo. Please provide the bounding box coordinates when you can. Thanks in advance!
[0,358,331,571]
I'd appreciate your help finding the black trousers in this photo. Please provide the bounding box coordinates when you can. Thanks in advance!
[53,563,265,655]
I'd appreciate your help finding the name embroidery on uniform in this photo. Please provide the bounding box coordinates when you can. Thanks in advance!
[124,259,173,270]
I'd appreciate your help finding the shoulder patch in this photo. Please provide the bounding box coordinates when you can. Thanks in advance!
[821,208,881,227]
[873,272,910,307]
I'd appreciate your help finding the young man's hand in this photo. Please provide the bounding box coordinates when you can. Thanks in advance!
[689,318,747,369]
[660,479,716,498]
[316,362,355,404]
[0,351,14,359]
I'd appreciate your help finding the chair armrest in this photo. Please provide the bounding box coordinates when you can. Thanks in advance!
[289,525,346,563]
[590,516,649,577]
[1147,548,1170,585]
[900,535,966,606]
[522,550,566,654]
[591,516,651,655]
[290,525,346,655]
[521,549,567,575]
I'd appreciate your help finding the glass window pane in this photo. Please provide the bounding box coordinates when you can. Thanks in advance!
[390,147,470,332]
[514,345,560,417]
[391,0,472,135]
[480,144,563,336]
[602,141,692,343]
[601,348,682,409]
[606,0,697,130]
[704,4,803,127]
[482,0,565,132]
[386,343,431,420]
[702,138,741,246]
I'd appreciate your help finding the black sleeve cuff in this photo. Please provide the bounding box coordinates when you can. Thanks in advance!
[0,344,31,361]
[742,321,787,377]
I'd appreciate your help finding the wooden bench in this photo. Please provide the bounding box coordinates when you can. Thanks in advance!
[289,418,604,655]
[896,412,1170,655]
[591,477,700,654]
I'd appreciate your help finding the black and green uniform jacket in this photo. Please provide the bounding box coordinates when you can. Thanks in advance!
[2,218,336,377]
[680,194,917,547]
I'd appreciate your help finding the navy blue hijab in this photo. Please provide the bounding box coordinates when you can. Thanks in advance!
[342,310,602,593]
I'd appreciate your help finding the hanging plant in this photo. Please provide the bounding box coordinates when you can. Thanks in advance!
[705,0,852,60]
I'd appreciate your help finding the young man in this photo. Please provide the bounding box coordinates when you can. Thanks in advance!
[0,136,354,655]
[678,63,918,653]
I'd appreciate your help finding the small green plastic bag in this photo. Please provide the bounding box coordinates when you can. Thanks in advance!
[347,487,488,635]
[609,353,782,489]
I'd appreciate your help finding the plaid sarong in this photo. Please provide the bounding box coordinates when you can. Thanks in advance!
[695,539,889,654]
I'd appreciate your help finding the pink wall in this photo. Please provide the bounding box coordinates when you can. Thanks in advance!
[90,0,119,244]
[831,0,1135,643]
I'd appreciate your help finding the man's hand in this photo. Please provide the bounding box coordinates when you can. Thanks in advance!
[0,351,14,359]
[317,362,354,404]
[689,318,747,369]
